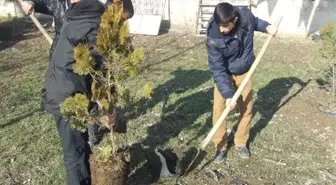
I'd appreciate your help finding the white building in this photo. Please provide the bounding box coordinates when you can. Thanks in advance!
[1,0,335,36]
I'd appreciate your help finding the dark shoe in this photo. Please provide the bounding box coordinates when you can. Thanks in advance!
[214,149,226,163]
[235,146,250,159]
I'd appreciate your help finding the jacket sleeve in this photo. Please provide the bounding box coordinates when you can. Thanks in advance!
[28,0,53,16]
[86,28,103,70]
[253,14,270,33]
[206,39,233,99]
[65,26,100,99]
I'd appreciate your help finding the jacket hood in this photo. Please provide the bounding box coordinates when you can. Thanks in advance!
[66,0,105,20]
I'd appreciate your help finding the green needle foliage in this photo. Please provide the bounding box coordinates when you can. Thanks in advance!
[319,22,336,101]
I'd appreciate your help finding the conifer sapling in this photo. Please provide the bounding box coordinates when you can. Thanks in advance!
[60,0,149,157]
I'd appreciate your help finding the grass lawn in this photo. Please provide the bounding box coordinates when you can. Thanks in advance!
[0,18,335,185]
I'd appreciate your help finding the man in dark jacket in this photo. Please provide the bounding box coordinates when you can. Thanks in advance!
[41,1,103,184]
[206,2,277,162]
[31,0,132,184]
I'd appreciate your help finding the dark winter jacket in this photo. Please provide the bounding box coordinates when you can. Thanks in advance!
[41,0,105,115]
[206,7,270,99]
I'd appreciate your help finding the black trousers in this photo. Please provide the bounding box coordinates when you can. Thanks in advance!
[54,115,91,185]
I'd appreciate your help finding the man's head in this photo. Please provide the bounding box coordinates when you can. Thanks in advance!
[214,2,238,35]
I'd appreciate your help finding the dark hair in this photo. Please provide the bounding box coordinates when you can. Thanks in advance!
[214,2,236,24]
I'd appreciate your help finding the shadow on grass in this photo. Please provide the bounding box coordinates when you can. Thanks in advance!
[0,18,39,51]
[142,88,213,147]
[169,77,310,169]
[248,77,310,146]
[0,108,42,129]
[189,77,311,174]
[125,68,212,123]
[126,69,212,184]
[0,16,53,52]
[140,40,205,71]
[126,74,310,183]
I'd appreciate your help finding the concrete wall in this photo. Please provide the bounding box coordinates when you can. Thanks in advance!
[161,0,336,35]
[2,0,335,35]
[0,0,25,17]
[253,0,336,35]
[161,0,199,32]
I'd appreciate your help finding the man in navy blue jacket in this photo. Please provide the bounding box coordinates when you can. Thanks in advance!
[206,2,277,162]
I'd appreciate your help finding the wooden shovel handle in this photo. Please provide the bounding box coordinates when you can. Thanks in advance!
[200,17,283,150]
[17,0,53,45]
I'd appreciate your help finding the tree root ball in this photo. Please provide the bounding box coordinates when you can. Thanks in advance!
[90,148,130,185]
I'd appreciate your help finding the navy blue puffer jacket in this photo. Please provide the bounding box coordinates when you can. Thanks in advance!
[206,7,270,99]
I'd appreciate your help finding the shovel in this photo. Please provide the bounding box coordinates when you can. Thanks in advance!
[183,16,283,176]
[17,0,53,45]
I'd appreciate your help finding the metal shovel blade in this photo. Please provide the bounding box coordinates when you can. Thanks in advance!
[155,150,179,178]
[183,149,207,176]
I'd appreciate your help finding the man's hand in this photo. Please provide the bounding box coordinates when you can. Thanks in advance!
[266,25,278,36]
[22,1,35,15]
[99,107,117,130]
[122,12,129,19]
[226,98,237,111]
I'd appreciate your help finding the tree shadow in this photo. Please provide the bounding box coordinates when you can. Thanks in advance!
[140,40,205,71]
[248,77,310,145]
[0,17,50,51]
[177,77,310,156]
[125,68,211,121]
[0,108,42,129]
[125,69,212,184]
[142,87,213,148]
[127,88,213,184]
